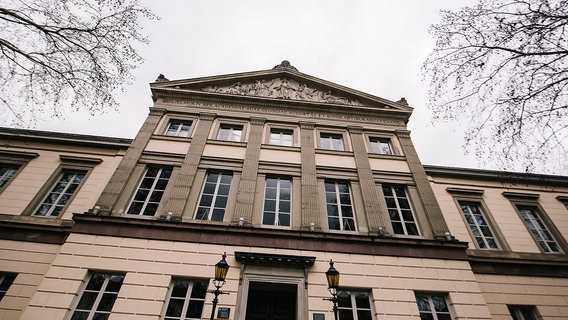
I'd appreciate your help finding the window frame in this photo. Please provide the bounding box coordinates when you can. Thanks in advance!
[216,122,245,142]
[318,131,346,151]
[0,150,38,194]
[68,272,125,320]
[23,156,100,218]
[368,136,394,155]
[382,185,421,236]
[515,204,563,254]
[32,170,87,218]
[267,126,295,147]
[126,166,173,217]
[164,119,194,138]
[508,305,540,320]
[414,292,454,320]
[337,290,374,320]
[262,176,292,228]
[162,278,209,320]
[458,201,503,250]
[324,180,357,232]
[194,171,233,222]
[0,272,17,301]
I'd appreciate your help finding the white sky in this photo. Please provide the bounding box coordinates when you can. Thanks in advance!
[33,0,483,170]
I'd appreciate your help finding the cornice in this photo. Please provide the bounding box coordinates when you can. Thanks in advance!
[152,89,410,126]
[424,165,568,188]
[71,214,469,261]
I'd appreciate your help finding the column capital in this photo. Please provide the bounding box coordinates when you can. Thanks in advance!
[199,112,216,120]
[347,126,364,134]
[299,121,316,130]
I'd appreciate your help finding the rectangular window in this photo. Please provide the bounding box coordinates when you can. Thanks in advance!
[415,293,453,320]
[163,279,209,320]
[517,206,561,253]
[337,291,373,320]
[127,167,172,216]
[369,137,393,155]
[459,202,500,249]
[325,181,356,231]
[70,273,125,320]
[263,177,292,227]
[508,305,539,320]
[269,128,293,146]
[0,273,16,301]
[195,172,233,221]
[33,171,86,218]
[383,185,420,235]
[217,124,243,142]
[165,120,192,137]
[320,132,344,151]
[0,165,19,189]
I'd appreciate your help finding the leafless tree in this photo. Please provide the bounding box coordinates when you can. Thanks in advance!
[424,0,567,174]
[0,0,155,126]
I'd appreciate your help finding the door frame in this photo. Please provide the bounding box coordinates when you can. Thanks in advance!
[235,265,307,320]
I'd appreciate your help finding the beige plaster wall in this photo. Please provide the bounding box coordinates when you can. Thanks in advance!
[430,179,568,253]
[202,144,246,160]
[145,139,190,155]
[258,148,301,164]
[0,149,123,220]
[0,240,60,320]
[475,273,568,319]
[368,158,411,173]
[21,234,491,320]
[315,153,356,169]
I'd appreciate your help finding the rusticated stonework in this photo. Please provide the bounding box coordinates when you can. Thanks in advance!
[201,77,364,106]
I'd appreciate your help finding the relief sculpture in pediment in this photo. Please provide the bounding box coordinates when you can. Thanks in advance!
[201,78,363,106]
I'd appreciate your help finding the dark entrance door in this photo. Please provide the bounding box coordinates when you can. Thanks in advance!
[245,282,297,320]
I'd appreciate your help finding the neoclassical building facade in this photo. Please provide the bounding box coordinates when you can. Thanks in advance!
[0,61,567,320]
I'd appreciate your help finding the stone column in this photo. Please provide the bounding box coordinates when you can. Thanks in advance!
[162,113,216,220]
[96,108,166,215]
[348,126,388,233]
[299,122,321,228]
[233,117,266,224]
[396,129,450,238]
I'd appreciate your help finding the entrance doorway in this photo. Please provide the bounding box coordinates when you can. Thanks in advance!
[245,282,297,320]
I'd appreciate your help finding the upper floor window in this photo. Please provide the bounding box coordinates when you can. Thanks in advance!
[508,305,539,320]
[217,123,243,142]
[337,291,373,320]
[163,279,208,320]
[459,202,500,250]
[0,273,16,301]
[269,128,294,146]
[127,167,172,216]
[33,170,86,218]
[195,172,233,221]
[325,181,356,231]
[517,205,562,253]
[320,132,344,151]
[383,185,420,236]
[415,293,453,320]
[70,272,125,320]
[369,137,393,155]
[165,120,192,137]
[0,165,19,189]
[263,177,292,227]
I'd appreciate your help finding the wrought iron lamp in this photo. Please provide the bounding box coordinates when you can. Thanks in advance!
[324,260,340,320]
[209,252,230,320]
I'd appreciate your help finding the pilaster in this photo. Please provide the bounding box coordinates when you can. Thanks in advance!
[348,126,388,233]
[299,122,320,228]
[96,108,166,215]
[396,129,450,237]
[233,117,266,223]
[162,113,216,219]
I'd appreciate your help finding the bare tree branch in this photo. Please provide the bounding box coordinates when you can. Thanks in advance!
[423,0,568,174]
[0,0,157,126]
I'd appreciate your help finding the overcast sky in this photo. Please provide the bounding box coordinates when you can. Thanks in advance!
[33,0,484,170]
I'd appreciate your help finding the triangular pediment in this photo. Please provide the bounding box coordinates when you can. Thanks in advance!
[150,61,412,111]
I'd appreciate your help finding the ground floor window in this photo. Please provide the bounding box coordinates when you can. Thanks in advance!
[508,305,539,320]
[71,272,125,320]
[0,273,16,301]
[337,290,373,320]
[415,293,453,320]
[164,279,209,320]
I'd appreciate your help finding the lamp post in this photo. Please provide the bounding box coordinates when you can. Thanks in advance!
[209,252,230,320]
[324,260,340,320]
